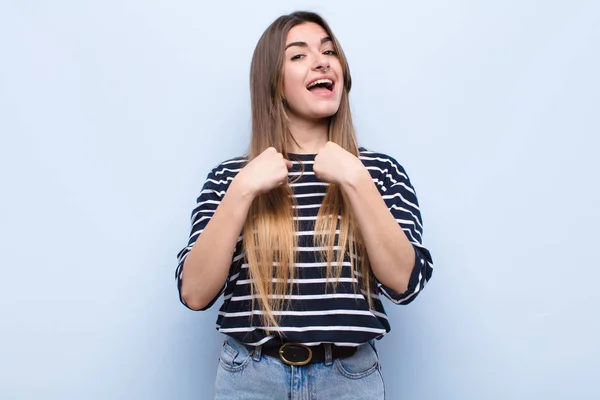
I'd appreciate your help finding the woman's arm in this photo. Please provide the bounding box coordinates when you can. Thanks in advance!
[341,168,416,293]
[314,143,433,301]
[179,179,254,310]
[177,148,292,310]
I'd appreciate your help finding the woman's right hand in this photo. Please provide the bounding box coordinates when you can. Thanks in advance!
[232,147,293,197]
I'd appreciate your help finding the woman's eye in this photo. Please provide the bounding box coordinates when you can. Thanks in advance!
[324,50,337,56]
[291,54,304,61]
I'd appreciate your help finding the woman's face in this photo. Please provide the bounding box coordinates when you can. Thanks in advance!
[283,22,344,122]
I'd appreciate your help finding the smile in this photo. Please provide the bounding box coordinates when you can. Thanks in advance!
[305,76,335,98]
[306,78,334,91]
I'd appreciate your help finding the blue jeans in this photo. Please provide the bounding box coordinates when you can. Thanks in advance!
[214,336,385,399]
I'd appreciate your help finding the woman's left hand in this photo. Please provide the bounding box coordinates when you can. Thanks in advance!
[313,142,367,186]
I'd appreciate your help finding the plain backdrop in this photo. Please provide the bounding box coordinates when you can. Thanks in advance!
[1,1,598,399]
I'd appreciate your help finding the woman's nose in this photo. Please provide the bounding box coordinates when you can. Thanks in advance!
[313,59,330,73]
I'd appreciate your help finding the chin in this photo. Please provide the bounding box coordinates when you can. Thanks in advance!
[307,106,341,120]
[287,102,341,121]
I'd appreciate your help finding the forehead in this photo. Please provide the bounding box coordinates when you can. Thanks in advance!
[285,22,330,45]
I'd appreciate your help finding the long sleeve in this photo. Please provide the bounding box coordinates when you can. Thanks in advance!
[372,155,434,305]
[175,167,229,310]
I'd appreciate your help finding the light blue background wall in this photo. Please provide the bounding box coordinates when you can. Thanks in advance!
[1,1,598,399]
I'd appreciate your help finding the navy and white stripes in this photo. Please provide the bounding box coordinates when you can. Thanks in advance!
[176,148,433,346]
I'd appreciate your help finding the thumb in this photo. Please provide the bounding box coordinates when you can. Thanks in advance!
[285,159,293,169]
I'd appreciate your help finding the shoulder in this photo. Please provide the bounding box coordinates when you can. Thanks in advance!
[208,155,248,177]
[358,147,410,181]
[201,155,248,191]
[209,156,248,178]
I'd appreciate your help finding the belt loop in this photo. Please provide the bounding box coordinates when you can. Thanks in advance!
[251,344,262,362]
[324,343,333,366]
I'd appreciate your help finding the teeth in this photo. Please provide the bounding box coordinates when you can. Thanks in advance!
[307,79,333,89]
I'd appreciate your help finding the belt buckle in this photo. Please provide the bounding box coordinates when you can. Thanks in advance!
[279,342,313,366]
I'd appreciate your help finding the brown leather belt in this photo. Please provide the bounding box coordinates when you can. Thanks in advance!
[260,342,357,366]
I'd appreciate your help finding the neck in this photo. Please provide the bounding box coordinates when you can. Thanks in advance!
[287,114,329,154]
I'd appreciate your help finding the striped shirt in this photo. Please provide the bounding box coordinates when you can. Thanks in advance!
[175,148,434,347]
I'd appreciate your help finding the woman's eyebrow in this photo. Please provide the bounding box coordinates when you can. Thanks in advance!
[285,36,332,50]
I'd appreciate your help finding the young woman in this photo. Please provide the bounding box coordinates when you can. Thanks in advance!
[176,11,434,399]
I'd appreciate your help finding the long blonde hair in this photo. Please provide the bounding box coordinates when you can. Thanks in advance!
[243,11,375,331]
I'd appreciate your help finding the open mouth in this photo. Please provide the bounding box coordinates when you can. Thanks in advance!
[306,79,334,92]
